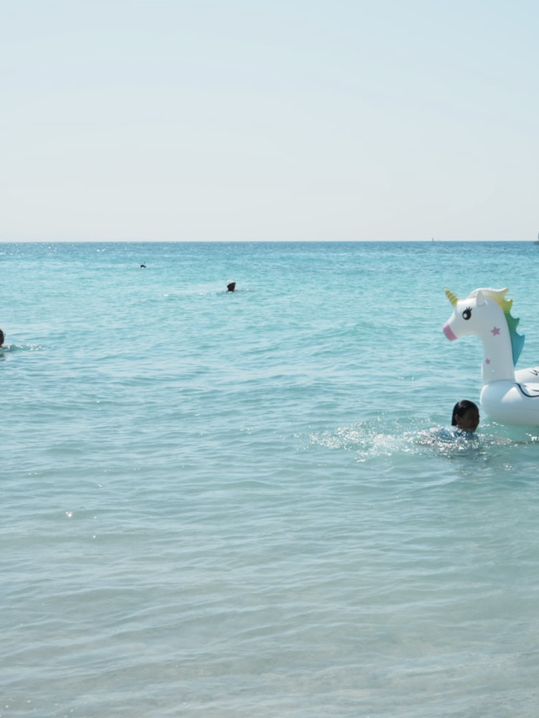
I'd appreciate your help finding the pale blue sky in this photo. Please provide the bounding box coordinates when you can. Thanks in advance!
[2,1,538,241]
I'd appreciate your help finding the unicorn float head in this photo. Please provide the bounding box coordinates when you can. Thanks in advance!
[443,288,539,426]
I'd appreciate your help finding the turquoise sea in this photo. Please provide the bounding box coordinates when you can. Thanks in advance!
[2,241,539,717]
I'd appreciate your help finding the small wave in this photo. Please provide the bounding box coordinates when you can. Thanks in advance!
[162,288,223,299]
[413,427,483,458]
[0,344,44,353]
[309,421,514,462]
[310,421,413,462]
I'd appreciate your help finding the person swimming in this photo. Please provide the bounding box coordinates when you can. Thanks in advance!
[0,329,4,348]
[227,282,236,292]
[415,399,480,449]
[451,400,480,434]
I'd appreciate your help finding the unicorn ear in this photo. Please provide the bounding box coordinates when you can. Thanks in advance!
[476,291,486,306]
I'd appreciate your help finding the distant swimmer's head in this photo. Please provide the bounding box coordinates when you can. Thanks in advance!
[140,264,146,268]
[451,400,480,433]
[227,282,236,292]
[0,329,4,347]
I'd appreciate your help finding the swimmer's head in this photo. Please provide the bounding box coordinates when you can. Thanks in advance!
[0,329,4,346]
[451,400,480,433]
[227,282,236,292]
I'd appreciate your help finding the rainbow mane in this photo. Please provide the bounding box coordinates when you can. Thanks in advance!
[473,288,525,366]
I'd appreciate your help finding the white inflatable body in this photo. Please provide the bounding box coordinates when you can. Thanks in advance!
[443,287,539,426]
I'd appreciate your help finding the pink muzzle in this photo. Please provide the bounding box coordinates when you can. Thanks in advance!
[443,324,458,341]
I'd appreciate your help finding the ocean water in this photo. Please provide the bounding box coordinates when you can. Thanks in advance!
[2,241,539,717]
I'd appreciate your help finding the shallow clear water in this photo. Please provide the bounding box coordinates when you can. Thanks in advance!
[2,242,539,717]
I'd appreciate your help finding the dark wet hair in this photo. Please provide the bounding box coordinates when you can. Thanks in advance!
[227,282,236,292]
[451,400,479,426]
[0,329,4,345]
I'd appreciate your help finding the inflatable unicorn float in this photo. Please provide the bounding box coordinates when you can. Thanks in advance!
[443,287,539,426]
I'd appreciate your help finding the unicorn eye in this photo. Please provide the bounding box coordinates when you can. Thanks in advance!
[462,307,472,320]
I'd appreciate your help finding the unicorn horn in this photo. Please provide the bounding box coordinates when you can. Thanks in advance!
[445,288,458,307]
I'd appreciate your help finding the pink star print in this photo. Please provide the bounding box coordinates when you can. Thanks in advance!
[491,326,500,336]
